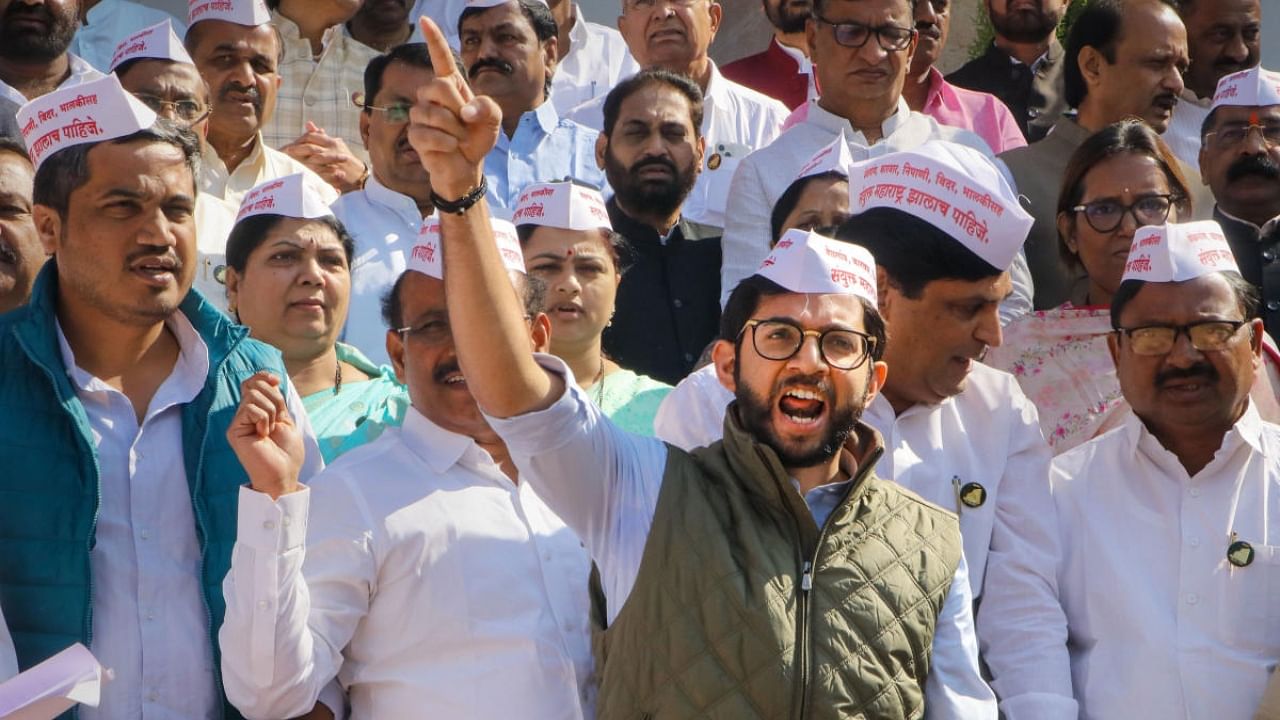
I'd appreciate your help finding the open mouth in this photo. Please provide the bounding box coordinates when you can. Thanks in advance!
[777,387,827,425]
[130,255,178,287]
[549,302,584,319]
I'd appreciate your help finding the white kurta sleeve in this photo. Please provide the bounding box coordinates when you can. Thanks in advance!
[975,400,1076,719]
[485,354,669,619]
[925,551,999,720]
[1000,248,1035,327]
[719,151,775,307]
[653,365,733,452]
[219,476,376,720]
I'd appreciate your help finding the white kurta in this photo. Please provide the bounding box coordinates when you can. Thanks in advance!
[192,191,237,313]
[718,98,994,306]
[654,362,1076,718]
[1163,89,1212,171]
[1052,404,1280,720]
[69,0,187,73]
[330,177,427,365]
[0,53,102,105]
[199,134,340,206]
[220,406,595,720]
[549,8,639,116]
[487,353,998,719]
[566,62,788,228]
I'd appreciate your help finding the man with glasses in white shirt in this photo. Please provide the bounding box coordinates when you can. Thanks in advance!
[718,0,993,306]
[1053,220,1280,720]
[332,42,451,364]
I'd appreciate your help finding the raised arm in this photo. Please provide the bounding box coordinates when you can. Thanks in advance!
[406,17,560,419]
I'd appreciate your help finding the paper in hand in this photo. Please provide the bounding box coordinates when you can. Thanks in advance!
[0,644,108,720]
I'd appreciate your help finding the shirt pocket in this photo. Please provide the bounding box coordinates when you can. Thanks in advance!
[1222,542,1280,653]
[697,141,750,218]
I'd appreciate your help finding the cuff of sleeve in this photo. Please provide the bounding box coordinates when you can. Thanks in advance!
[483,353,591,456]
[998,693,1079,720]
[237,485,310,553]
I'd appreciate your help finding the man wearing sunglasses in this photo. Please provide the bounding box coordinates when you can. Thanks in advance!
[1198,66,1280,341]
[113,18,241,312]
[719,0,994,308]
[331,42,454,364]
[1052,219,1280,720]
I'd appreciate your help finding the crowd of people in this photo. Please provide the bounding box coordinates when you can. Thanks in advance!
[0,0,1275,718]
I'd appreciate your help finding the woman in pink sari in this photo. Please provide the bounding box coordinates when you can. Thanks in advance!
[987,119,1280,453]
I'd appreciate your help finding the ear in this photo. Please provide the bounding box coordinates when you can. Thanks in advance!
[33,205,61,256]
[864,359,888,406]
[595,131,607,170]
[711,338,737,393]
[707,1,722,35]
[694,133,706,176]
[874,266,892,316]
[543,36,559,74]
[806,17,817,57]
[1106,329,1120,368]
[387,328,408,384]
[1078,45,1106,95]
[223,266,242,313]
[1248,318,1264,366]
[530,311,553,352]
[359,109,372,150]
[1197,144,1210,185]
[1057,211,1078,256]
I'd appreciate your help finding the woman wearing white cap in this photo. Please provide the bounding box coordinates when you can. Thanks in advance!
[514,181,672,435]
[224,174,407,461]
[987,119,1280,453]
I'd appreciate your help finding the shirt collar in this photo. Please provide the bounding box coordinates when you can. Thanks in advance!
[807,96,911,141]
[772,37,811,75]
[922,66,947,112]
[1180,86,1214,108]
[55,310,210,406]
[204,131,268,176]
[1215,204,1280,234]
[703,61,729,110]
[400,404,492,476]
[272,10,345,57]
[1129,399,1268,471]
[364,174,428,222]
[568,4,588,47]
[531,99,560,135]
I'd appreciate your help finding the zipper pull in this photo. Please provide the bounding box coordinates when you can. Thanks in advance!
[801,561,813,592]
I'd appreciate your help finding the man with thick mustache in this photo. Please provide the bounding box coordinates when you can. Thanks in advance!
[1001,0,1197,309]
[458,0,603,215]
[0,73,321,720]
[0,0,103,109]
[1163,0,1261,168]
[185,0,337,205]
[219,218,600,719]
[1199,66,1280,341]
[721,0,815,109]
[399,17,997,717]
[0,136,43,314]
[947,0,1070,143]
[332,42,450,364]
[598,69,720,384]
[1052,220,1280,720]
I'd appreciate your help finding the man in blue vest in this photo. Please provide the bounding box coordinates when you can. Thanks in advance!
[0,73,322,719]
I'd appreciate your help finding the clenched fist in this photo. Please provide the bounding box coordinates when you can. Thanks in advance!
[226,371,305,500]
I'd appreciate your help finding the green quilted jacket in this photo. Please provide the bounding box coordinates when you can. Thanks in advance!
[591,409,963,719]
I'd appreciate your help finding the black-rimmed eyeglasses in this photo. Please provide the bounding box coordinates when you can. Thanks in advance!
[812,17,916,51]
[1071,194,1181,234]
[740,319,876,370]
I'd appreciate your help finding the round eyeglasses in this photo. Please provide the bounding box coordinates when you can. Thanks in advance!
[1071,194,1181,234]
[1114,320,1249,356]
[132,94,209,126]
[740,319,876,370]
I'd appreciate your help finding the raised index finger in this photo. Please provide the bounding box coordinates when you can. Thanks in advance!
[418,17,472,99]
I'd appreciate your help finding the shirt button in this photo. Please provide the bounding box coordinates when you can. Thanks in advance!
[1187,593,1199,605]
[1267,300,1280,312]
[673,298,684,308]
[145,611,156,621]
[282,516,292,527]
[684,352,695,362]
[305,96,316,107]
[147,690,159,702]
[258,599,271,610]
[263,520,276,530]
[1028,108,1040,118]
[1263,249,1277,262]
[564,623,575,632]
[1189,536,1200,547]
[139,530,150,541]
[1189,487,1201,497]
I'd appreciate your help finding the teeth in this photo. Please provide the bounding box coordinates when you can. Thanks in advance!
[784,413,819,425]
[784,389,821,401]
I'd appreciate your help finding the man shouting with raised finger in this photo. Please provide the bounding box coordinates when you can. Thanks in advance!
[401,14,997,720]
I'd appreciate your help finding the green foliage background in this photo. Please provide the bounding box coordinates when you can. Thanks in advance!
[965,0,1090,59]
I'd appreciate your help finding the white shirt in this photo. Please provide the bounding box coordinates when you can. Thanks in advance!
[69,0,187,73]
[655,362,1075,718]
[487,354,998,719]
[55,310,320,720]
[192,191,237,314]
[200,134,340,206]
[1164,88,1212,171]
[567,62,788,228]
[1052,404,1280,720]
[549,8,639,116]
[220,406,595,720]
[409,0,468,50]
[330,177,427,365]
[718,97,994,305]
[863,364,1074,719]
[0,53,102,105]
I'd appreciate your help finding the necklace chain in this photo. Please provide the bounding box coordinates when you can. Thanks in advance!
[592,356,605,406]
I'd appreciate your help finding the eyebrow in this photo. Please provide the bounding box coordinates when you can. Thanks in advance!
[755,315,858,332]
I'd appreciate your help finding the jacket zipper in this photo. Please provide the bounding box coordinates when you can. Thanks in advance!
[792,445,885,719]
